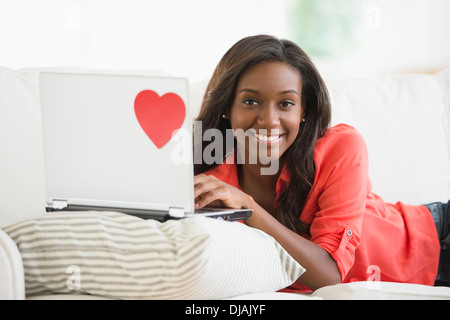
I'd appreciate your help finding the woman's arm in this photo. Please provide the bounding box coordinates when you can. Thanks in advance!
[194,174,341,291]
[245,198,341,290]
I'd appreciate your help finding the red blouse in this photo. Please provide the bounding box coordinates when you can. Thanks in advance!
[204,124,440,290]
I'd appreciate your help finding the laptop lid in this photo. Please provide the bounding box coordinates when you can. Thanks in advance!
[39,72,194,218]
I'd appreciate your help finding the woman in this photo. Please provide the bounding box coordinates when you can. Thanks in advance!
[193,34,449,291]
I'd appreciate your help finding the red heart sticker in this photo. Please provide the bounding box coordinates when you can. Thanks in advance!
[134,90,186,149]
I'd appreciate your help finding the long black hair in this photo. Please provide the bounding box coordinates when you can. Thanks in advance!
[194,35,331,235]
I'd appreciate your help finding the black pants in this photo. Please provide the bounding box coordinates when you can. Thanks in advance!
[424,200,450,286]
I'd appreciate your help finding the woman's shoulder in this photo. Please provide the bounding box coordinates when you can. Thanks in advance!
[314,124,368,165]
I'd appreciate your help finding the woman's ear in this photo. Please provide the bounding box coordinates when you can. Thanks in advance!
[301,102,306,123]
[222,109,231,120]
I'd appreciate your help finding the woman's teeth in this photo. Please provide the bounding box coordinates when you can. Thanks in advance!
[255,133,281,141]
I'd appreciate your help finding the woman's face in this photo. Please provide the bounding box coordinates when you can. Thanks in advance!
[229,61,303,165]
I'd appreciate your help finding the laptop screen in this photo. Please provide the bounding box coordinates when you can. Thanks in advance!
[39,72,194,214]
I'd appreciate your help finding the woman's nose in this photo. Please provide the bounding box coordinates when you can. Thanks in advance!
[257,104,280,128]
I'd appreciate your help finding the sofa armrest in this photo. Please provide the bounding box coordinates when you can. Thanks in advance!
[0,229,25,299]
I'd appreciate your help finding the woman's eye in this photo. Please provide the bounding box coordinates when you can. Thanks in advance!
[280,101,294,108]
[243,98,259,106]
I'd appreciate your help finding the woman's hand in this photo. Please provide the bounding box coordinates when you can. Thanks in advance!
[194,174,254,210]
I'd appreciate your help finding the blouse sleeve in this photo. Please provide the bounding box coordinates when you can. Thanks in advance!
[309,127,369,280]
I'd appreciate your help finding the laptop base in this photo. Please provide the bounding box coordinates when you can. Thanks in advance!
[45,205,252,222]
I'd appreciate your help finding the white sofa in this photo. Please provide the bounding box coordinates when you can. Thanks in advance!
[1,66,450,300]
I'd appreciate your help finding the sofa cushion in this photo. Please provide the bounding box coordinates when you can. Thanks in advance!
[2,211,304,299]
[327,73,450,205]
[0,68,46,228]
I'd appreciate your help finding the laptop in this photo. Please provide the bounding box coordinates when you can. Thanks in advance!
[39,72,252,222]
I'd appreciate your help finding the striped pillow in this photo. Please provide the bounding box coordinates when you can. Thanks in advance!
[3,211,304,299]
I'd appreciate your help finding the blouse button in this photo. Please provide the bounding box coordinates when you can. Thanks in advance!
[346,230,353,236]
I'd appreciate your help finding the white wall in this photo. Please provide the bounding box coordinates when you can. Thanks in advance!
[311,0,450,77]
[0,0,287,82]
[0,0,449,81]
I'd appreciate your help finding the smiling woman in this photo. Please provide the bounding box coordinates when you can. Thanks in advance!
[192,34,444,292]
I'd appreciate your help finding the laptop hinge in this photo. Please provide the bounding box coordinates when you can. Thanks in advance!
[168,207,185,218]
[51,200,68,210]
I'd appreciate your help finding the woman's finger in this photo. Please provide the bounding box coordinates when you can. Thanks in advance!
[195,190,222,209]
[194,175,221,198]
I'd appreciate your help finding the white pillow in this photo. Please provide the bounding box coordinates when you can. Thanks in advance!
[311,281,450,300]
[3,212,304,299]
